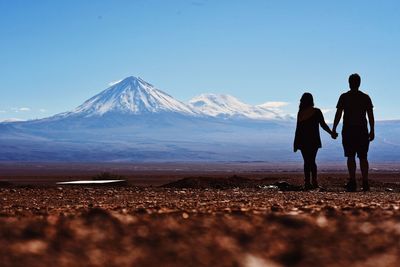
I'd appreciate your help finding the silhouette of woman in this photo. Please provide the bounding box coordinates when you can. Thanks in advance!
[294,93,336,189]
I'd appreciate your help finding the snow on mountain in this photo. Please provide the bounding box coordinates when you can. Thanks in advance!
[47,76,291,121]
[1,118,26,123]
[256,101,293,120]
[66,76,197,117]
[257,101,289,109]
[189,93,286,120]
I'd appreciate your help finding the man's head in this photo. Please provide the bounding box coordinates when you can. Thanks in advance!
[348,73,361,91]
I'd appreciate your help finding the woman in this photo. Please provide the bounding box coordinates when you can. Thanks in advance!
[294,93,336,189]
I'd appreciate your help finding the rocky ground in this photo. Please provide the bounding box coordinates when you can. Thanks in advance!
[1,174,400,267]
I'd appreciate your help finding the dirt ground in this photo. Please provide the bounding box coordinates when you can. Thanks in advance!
[1,165,400,267]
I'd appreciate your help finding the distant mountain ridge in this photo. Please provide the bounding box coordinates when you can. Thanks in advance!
[47,76,291,121]
[54,76,198,119]
[189,93,290,120]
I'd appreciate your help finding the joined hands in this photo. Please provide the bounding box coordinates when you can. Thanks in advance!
[331,131,338,139]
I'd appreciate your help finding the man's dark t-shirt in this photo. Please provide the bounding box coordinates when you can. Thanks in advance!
[336,90,373,131]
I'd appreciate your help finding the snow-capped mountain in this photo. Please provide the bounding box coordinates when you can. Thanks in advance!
[189,93,284,120]
[49,76,290,121]
[60,76,197,117]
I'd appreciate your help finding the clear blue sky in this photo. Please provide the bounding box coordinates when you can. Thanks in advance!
[1,0,399,121]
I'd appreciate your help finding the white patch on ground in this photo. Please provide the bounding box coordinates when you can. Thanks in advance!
[242,254,282,267]
[56,180,125,185]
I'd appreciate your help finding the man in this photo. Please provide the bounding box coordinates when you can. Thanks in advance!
[332,73,375,192]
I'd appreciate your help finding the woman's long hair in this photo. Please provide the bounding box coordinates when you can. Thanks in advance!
[299,93,314,111]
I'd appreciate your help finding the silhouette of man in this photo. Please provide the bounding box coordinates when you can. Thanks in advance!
[332,73,375,192]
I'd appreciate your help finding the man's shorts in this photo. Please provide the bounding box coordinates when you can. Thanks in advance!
[342,128,370,159]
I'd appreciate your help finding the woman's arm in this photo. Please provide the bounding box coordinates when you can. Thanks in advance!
[318,110,334,135]
[293,115,300,152]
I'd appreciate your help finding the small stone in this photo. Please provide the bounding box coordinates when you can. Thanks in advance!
[316,216,328,228]
[271,205,282,212]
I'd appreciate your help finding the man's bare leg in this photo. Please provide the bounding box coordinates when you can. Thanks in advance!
[347,157,356,181]
[360,158,370,191]
[346,156,357,191]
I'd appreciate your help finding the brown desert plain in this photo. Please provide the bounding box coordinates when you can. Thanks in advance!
[1,162,400,267]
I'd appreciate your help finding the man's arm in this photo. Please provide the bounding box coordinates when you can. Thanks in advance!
[367,109,375,141]
[332,108,343,135]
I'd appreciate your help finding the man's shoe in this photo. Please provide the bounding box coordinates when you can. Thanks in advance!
[304,183,313,190]
[362,180,370,192]
[345,180,357,192]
